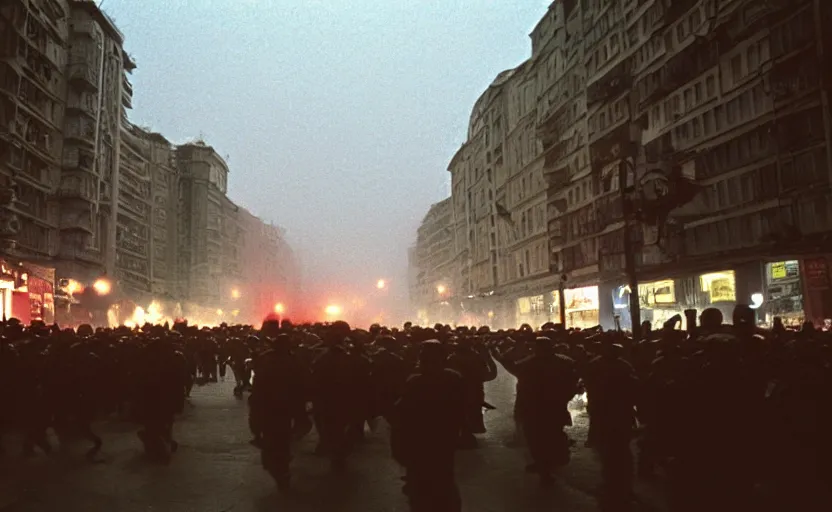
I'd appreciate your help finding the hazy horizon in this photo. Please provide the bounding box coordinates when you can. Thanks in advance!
[101,0,550,317]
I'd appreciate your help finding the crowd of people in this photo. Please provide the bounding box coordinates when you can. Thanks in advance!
[1,305,831,512]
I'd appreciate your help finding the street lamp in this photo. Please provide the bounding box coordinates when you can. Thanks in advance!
[619,157,642,339]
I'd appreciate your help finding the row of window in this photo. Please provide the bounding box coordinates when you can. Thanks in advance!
[673,5,704,47]
[647,70,718,133]
[510,241,549,281]
[673,83,769,150]
[699,164,779,213]
[685,207,793,257]
[697,124,774,179]
[588,94,629,138]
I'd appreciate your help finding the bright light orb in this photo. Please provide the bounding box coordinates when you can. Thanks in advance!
[436,284,447,295]
[376,279,386,290]
[274,303,285,314]
[65,279,83,295]
[325,304,342,317]
[93,278,111,295]
[231,288,241,299]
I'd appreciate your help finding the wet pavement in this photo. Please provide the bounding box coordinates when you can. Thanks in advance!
[0,370,667,511]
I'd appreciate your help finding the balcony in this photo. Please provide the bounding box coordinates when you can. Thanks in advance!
[59,208,94,235]
[64,117,95,145]
[62,147,95,172]
[65,93,96,119]
[71,20,98,37]
[67,63,98,90]
[56,172,96,202]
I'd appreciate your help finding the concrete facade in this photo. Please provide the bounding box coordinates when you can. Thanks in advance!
[417,0,832,329]
[1,0,70,261]
[175,142,240,313]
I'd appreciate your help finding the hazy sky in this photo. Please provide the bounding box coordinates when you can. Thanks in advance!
[102,0,549,306]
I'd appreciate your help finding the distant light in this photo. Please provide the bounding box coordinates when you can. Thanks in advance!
[216,309,224,316]
[750,293,764,309]
[437,284,447,295]
[325,304,342,317]
[487,311,495,319]
[231,288,241,299]
[65,279,83,295]
[93,278,111,295]
[274,303,285,314]
[376,279,386,290]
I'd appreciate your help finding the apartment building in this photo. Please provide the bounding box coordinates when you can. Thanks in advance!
[409,197,455,324]
[175,141,240,315]
[416,0,832,329]
[53,0,132,287]
[1,0,69,261]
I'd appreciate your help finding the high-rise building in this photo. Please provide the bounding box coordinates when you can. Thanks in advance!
[175,141,241,316]
[119,124,179,302]
[55,0,134,288]
[409,197,455,324]
[1,0,70,260]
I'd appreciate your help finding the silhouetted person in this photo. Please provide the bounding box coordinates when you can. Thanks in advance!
[249,334,307,489]
[391,340,464,512]
[499,336,577,485]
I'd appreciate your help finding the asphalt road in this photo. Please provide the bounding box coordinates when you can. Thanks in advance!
[0,370,666,511]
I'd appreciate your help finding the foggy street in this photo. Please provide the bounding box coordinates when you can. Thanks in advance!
[0,370,665,512]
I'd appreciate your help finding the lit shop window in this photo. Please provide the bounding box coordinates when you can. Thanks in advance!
[700,270,736,303]
[639,279,676,307]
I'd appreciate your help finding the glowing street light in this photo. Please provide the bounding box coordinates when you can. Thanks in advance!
[231,288,241,299]
[325,304,342,317]
[93,278,112,296]
[274,303,286,315]
[376,279,386,290]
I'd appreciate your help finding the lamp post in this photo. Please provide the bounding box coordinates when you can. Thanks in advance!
[619,157,642,339]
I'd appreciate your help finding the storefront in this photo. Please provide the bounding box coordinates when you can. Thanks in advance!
[640,279,685,329]
[516,294,545,329]
[1,266,13,321]
[0,259,55,324]
[761,260,804,327]
[548,290,561,325]
[564,286,599,329]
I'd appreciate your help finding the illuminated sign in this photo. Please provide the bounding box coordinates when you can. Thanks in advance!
[770,260,799,280]
[700,271,736,303]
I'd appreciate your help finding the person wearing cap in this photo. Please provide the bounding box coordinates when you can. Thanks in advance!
[391,340,464,512]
